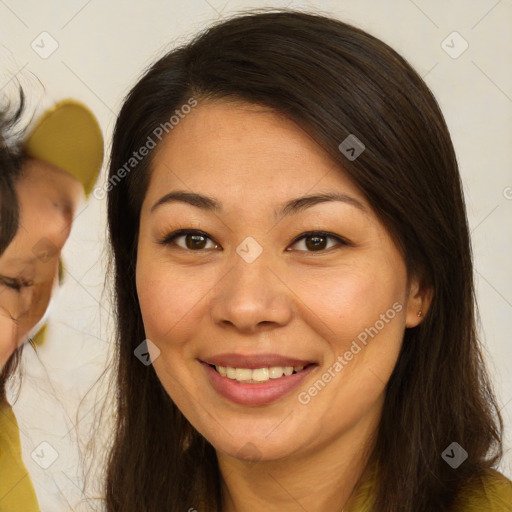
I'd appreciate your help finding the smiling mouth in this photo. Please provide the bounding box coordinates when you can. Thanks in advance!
[209,364,314,384]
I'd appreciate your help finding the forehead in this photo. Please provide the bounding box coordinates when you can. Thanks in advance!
[146,100,366,210]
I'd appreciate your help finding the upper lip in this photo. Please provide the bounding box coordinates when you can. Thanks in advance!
[201,353,314,369]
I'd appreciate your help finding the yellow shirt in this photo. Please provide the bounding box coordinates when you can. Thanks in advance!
[197,461,512,511]
[344,460,512,511]
[0,399,41,512]
[452,469,512,511]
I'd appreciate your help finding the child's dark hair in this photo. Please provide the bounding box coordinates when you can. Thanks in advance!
[0,86,26,399]
[0,87,25,255]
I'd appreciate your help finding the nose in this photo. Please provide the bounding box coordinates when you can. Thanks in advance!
[209,252,293,334]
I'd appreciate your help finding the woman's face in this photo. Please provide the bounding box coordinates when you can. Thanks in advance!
[136,100,427,463]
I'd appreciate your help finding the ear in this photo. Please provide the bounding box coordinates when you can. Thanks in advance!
[405,275,433,328]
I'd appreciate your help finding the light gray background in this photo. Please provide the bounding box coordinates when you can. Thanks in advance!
[1,0,511,510]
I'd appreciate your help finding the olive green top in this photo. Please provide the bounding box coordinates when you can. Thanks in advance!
[199,460,512,511]
[0,398,41,512]
[344,460,512,511]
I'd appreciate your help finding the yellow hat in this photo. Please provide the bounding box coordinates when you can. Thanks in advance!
[23,99,103,197]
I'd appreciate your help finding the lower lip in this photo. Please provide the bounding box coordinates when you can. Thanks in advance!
[201,362,317,406]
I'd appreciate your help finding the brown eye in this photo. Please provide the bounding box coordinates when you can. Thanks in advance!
[288,231,347,252]
[184,233,208,250]
[305,234,328,251]
[160,230,219,251]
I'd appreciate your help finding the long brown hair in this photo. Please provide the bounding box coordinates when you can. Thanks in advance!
[105,10,503,511]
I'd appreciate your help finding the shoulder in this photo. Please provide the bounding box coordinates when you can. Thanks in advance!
[453,469,512,511]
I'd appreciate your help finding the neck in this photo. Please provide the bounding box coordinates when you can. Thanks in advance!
[217,410,379,512]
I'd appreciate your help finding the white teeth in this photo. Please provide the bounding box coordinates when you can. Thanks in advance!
[214,365,307,383]
[269,366,284,379]
[235,368,252,381]
[252,368,269,382]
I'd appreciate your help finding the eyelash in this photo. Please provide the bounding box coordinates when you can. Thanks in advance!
[158,229,350,253]
[0,275,33,292]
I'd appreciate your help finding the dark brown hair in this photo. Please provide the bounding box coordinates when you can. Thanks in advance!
[0,87,26,400]
[0,88,24,255]
[105,10,503,511]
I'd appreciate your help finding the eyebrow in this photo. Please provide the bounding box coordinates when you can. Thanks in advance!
[150,190,367,218]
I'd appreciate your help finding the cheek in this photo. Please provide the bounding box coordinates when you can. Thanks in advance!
[291,269,406,430]
[299,263,405,334]
[297,261,407,394]
[135,255,211,344]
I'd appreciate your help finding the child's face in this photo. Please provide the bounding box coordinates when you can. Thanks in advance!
[0,158,82,369]
[136,99,428,464]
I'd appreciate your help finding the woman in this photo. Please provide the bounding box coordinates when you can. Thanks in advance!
[105,10,512,511]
